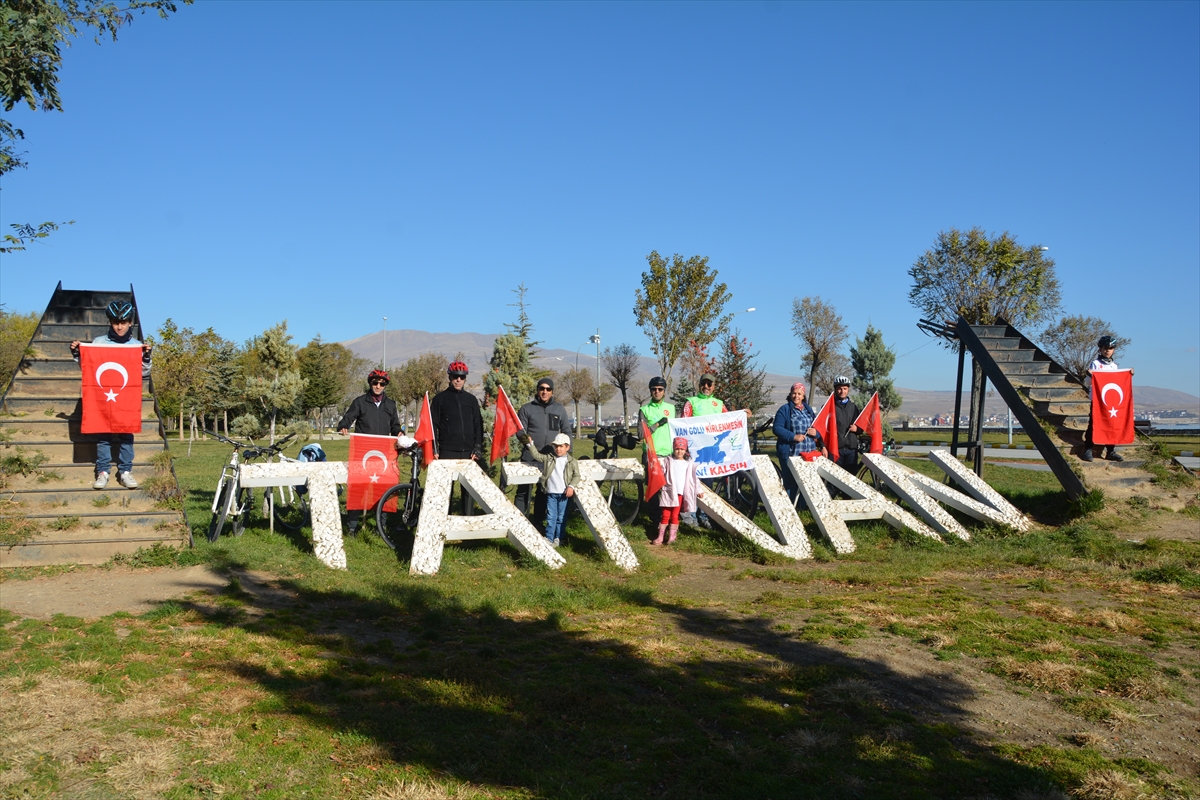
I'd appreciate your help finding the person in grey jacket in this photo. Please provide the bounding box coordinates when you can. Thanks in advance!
[515,377,570,521]
[70,301,152,490]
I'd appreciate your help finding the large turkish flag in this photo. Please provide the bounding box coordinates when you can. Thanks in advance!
[347,433,400,511]
[79,344,144,434]
[1090,369,1135,445]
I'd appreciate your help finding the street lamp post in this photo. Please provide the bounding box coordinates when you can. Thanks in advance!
[589,331,602,426]
[382,316,388,370]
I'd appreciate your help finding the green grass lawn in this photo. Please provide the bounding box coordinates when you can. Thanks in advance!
[1,435,1197,799]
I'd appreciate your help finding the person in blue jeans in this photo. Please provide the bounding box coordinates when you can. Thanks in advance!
[523,433,579,547]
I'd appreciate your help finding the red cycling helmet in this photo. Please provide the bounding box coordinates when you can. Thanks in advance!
[367,369,390,385]
[448,360,469,377]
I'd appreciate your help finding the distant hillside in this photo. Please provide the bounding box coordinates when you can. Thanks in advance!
[341,330,1199,416]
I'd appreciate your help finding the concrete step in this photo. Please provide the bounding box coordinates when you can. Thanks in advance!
[0,418,162,441]
[1,397,157,415]
[1060,416,1089,431]
[40,307,119,326]
[33,322,140,342]
[0,440,166,462]
[977,337,1024,350]
[0,531,187,568]
[989,350,1036,362]
[5,489,169,516]
[1004,373,1083,389]
[5,377,147,397]
[1,462,162,490]
[8,357,80,377]
[1035,402,1091,418]
[50,290,139,311]
[27,342,75,359]
[997,362,1057,375]
[971,325,1010,338]
[1027,387,1089,402]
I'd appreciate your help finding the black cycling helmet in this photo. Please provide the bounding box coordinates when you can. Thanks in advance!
[367,369,390,385]
[833,375,852,387]
[649,376,666,389]
[106,301,134,322]
[1098,335,1115,349]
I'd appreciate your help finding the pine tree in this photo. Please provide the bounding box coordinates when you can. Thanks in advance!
[670,376,695,418]
[244,321,306,444]
[716,331,773,417]
[849,325,902,414]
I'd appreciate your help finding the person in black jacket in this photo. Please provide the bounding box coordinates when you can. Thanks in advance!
[430,360,484,514]
[515,377,570,521]
[831,376,861,472]
[338,369,401,533]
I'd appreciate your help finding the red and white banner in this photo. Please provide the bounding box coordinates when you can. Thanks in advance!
[347,433,400,511]
[413,392,436,469]
[490,384,522,464]
[668,410,751,479]
[79,344,144,434]
[810,395,839,463]
[1090,369,1135,445]
[853,392,884,455]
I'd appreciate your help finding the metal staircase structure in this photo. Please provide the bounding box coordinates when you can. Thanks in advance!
[1,283,190,566]
[919,316,1088,501]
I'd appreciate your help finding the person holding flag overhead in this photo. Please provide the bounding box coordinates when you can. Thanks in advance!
[71,301,152,490]
[338,369,402,534]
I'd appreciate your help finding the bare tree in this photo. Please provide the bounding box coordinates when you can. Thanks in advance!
[633,251,732,389]
[558,367,593,435]
[1040,316,1130,382]
[585,383,616,427]
[790,296,848,391]
[602,343,639,426]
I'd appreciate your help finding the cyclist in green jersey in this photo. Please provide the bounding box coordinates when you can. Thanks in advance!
[636,376,675,457]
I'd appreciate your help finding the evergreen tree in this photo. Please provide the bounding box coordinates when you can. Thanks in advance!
[670,376,695,418]
[485,285,547,405]
[849,324,902,414]
[244,321,306,444]
[298,336,343,440]
[202,340,242,437]
[716,331,773,418]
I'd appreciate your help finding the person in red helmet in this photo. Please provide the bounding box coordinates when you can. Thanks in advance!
[338,369,401,533]
[430,360,484,513]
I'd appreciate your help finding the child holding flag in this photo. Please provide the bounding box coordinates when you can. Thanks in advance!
[70,301,152,490]
[524,433,579,547]
[652,436,702,546]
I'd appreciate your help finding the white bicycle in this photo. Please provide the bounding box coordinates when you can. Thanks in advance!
[205,431,296,541]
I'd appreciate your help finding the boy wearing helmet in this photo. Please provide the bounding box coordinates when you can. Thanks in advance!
[831,376,862,472]
[1082,336,1131,462]
[70,301,153,489]
[338,369,403,533]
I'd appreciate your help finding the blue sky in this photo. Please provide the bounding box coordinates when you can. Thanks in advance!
[2,1,1197,394]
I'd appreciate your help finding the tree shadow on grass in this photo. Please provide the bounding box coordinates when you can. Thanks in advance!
[173,572,1067,800]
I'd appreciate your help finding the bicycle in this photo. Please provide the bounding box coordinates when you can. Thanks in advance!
[269,443,331,532]
[854,437,900,491]
[582,424,642,525]
[205,431,296,541]
[373,443,423,550]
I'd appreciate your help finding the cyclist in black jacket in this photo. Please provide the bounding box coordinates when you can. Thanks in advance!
[338,369,401,533]
[430,360,484,514]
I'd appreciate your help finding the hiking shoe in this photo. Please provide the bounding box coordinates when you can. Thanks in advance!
[1081,449,1094,462]
[118,471,138,489]
[93,472,109,490]
[1105,448,1125,462]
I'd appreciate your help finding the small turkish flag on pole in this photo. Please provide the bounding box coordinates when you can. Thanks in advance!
[347,433,400,511]
[811,394,839,463]
[490,384,522,464]
[413,392,436,470]
[79,344,144,434]
[853,392,883,454]
[1090,370,1135,445]
[641,418,666,500]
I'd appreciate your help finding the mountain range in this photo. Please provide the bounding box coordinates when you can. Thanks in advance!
[341,329,1200,417]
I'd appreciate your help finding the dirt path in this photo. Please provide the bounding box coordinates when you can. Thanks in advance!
[0,565,229,620]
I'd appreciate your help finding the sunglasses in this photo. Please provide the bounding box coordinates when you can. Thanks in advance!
[450,373,466,379]
[538,386,552,392]
[651,387,665,392]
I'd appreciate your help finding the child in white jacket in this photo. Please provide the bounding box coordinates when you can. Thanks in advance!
[653,436,702,545]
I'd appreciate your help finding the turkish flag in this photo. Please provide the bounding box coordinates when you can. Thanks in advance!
[490,384,522,464]
[641,418,666,500]
[853,392,884,454]
[347,433,400,511]
[1090,370,1135,445]
[413,392,436,469]
[810,395,839,463]
[79,344,144,434]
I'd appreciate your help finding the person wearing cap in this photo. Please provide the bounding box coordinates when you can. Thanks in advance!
[636,376,675,459]
[515,377,571,520]
[773,382,820,503]
[652,436,702,546]
[683,373,728,417]
[524,433,580,547]
[1082,335,1132,462]
[431,360,484,513]
[70,301,152,490]
[831,376,862,472]
[337,369,402,534]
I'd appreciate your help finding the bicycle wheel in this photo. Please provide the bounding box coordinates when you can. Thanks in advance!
[273,487,309,531]
[727,472,759,519]
[375,483,415,550]
[231,487,252,536]
[605,479,642,526]
[207,481,234,542]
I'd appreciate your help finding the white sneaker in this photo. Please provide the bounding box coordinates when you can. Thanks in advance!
[118,471,138,489]
[93,472,109,490]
